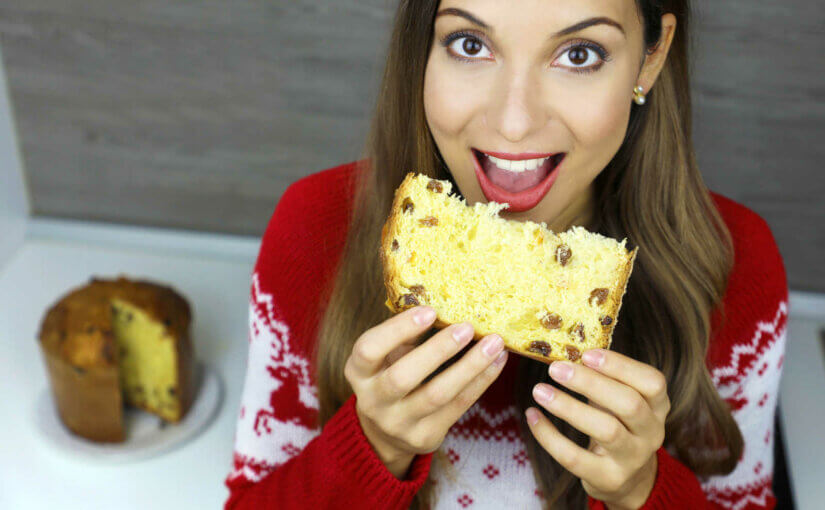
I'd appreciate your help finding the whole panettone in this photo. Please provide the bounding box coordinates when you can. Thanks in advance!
[380,173,637,364]
[37,276,195,443]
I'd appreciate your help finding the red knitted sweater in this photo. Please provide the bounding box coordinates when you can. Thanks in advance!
[224,160,788,510]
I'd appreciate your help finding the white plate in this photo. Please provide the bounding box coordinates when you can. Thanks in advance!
[34,362,222,463]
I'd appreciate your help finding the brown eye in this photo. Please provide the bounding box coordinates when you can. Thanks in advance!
[444,33,493,61]
[568,47,588,65]
[463,38,483,55]
[554,42,610,74]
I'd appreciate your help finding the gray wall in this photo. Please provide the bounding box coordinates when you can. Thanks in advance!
[691,1,824,293]
[0,1,822,291]
[0,0,391,235]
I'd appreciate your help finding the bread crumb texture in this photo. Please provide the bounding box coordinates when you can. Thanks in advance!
[111,299,180,421]
[382,172,637,363]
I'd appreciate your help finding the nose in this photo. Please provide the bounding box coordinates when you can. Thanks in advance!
[487,67,546,144]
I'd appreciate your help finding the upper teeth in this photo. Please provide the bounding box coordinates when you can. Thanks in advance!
[486,155,551,172]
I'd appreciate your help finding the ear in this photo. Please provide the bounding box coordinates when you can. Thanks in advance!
[637,13,678,92]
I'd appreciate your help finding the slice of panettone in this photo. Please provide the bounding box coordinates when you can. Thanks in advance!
[380,172,637,364]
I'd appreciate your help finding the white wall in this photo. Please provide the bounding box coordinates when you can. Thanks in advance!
[0,42,29,269]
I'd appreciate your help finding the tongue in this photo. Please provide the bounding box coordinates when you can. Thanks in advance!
[482,156,551,193]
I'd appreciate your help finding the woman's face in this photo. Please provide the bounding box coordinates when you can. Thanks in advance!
[423,0,674,231]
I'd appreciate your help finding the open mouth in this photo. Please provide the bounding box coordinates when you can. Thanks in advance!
[471,148,566,212]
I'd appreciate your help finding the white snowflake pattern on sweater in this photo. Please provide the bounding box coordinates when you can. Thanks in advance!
[228,272,319,484]
[701,301,788,509]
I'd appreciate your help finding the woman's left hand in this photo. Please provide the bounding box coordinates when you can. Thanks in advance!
[525,349,670,510]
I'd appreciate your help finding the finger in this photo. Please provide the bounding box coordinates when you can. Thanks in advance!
[384,344,416,368]
[377,321,476,400]
[548,361,656,436]
[420,346,508,427]
[349,306,437,377]
[585,400,614,455]
[525,407,602,481]
[406,334,506,417]
[581,349,670,420]
[531,383,630,453]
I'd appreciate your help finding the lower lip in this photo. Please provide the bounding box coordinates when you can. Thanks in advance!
[471,150,564,212]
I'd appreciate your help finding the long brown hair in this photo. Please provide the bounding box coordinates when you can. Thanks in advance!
[313,1,743,508]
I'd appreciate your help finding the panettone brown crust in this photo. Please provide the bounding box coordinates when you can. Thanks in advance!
[42,349,124,442]
[37,276,194,443]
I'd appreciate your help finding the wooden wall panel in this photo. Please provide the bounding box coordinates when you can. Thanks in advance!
[1,0,822,290]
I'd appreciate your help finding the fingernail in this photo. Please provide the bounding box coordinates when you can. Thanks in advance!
[482,334,504,358]
[526,408,540,426]
[533,384,554,404]
[414,307,436,326]
[582,349,605,368]
[451,322,474,343]
[549,362,573,382]
[493,350,508,367]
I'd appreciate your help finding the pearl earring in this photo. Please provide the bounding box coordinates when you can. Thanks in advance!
[633,85,646,105]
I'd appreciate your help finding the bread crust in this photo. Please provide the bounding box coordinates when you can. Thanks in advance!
[380,173,635,365]
[42,349,125,442]
[380,173,415,315]
[594,246,639,349]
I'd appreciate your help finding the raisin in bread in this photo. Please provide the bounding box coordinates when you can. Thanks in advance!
[37,276,195,442]
[380,172,637,364]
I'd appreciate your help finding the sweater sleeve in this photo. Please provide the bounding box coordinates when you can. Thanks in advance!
[225,389,433,510]
[589,203,788,510]
[223,168,433,509]
[587,448,712,510]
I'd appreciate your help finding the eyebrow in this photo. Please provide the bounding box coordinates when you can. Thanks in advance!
[434,8,626,38]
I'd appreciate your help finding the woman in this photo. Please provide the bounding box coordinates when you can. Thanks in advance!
[224,0,788,508]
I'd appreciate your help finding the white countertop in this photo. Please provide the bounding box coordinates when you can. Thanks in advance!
[0,218,260,510]
[1,217,823,509]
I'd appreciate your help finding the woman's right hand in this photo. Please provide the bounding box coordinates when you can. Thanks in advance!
[344,305,508,479]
